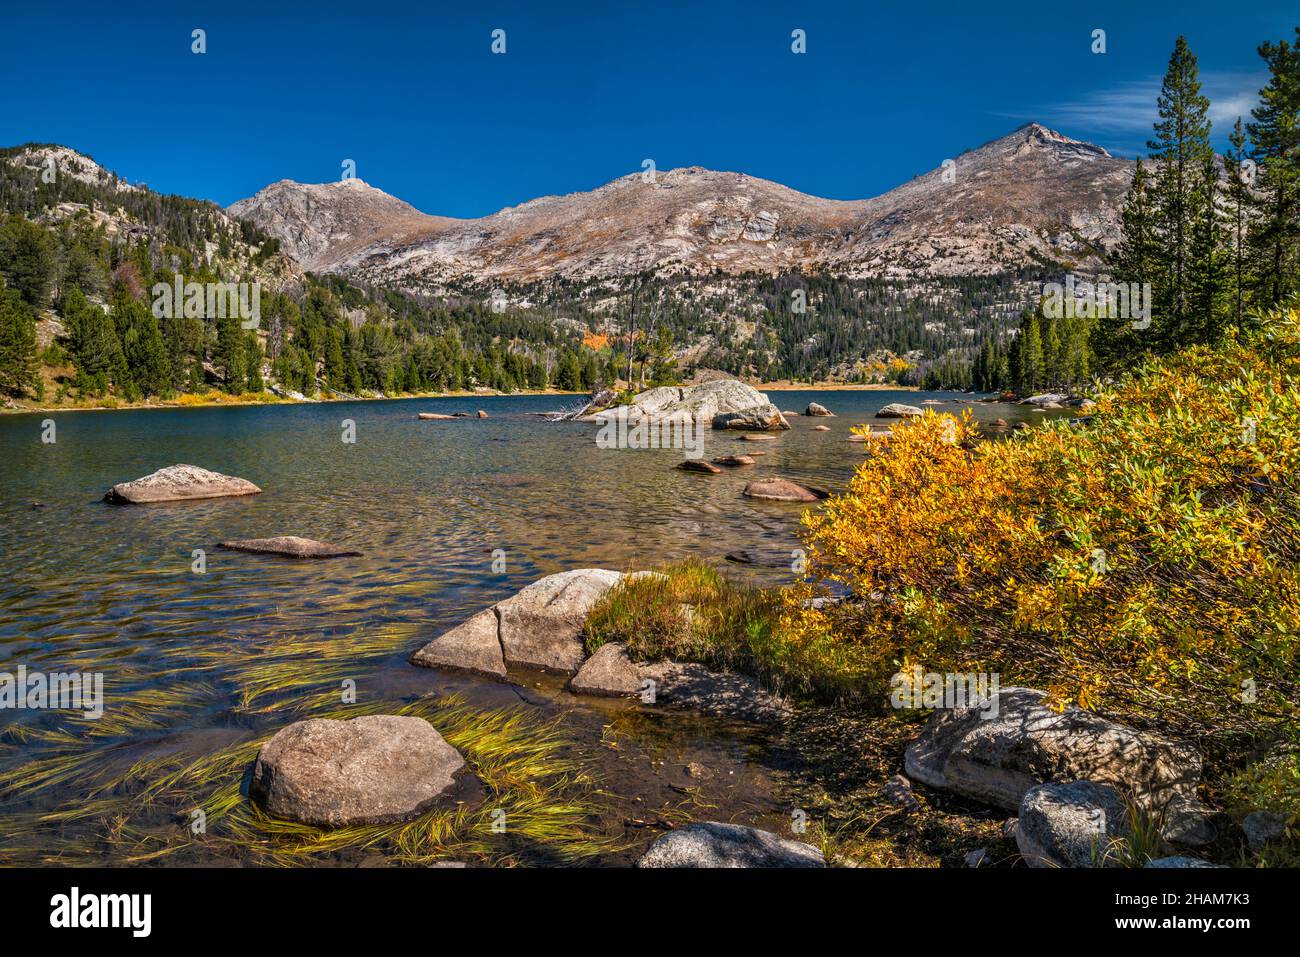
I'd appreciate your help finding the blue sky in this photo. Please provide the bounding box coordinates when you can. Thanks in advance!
[0,1,1293,217]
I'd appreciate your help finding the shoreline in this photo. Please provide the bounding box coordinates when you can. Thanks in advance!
[2,380,928,416]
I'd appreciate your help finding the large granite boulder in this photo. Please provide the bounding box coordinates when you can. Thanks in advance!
[1016,780,1128,868]
[875,403,923,419]
[104,464,261,504]
[903,687,1201,813]
[636,822,825,868]
[596,380,788,431]
[804,402,834,417]
[409,608,507,679]
[250,715,466,827]
[218,536,362,559]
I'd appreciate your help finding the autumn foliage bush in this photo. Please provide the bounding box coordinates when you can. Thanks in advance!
[792,304,1300,763]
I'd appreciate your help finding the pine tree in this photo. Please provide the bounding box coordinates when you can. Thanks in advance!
[244,333,264,392]
[1015,313,1043,394]
[1246,28,1300,307]
[1099,160,1159,366]
[1188,153,1228,343]
[1223,118,1252,327]
[0,216,56,307]
[1148,37,1214,345]
[0,282,36,396]
[113,296,169,397]
[61,288,124,391]
[213,314,246,393]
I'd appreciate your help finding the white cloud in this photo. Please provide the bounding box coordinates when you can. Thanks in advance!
[1001,71,1267,152]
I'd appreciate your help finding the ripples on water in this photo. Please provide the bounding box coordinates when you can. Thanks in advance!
[0,390,1052,863]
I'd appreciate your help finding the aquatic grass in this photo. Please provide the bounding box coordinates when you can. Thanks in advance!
[0,694,613,867]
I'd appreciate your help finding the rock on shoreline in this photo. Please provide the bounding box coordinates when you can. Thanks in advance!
[636,822,825,868]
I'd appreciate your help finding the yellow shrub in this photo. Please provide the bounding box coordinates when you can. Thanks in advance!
[798,305,1300,756]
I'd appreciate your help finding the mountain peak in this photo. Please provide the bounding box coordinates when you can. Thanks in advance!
[228,124,1132,283]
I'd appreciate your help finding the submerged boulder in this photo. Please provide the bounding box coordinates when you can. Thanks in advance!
[218,536,362,559]
[104,464,261,504]
[904,687,1202,813]
[417,412,456,420]
[636,822,825,868]
[712,454,756,467]
[250,715,466,827]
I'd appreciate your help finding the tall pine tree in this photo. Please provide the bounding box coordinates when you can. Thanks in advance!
[1148,37,1214,347]
[1246,28,1300,307]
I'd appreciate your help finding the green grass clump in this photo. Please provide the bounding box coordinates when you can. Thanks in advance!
[584,559,873,703]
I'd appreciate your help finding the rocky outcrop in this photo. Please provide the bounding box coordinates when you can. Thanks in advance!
[742,479,822,503]
[804,402,834,417]
[636,822,825,868]
[104,464,261,504]
[217,536,362,559]
[249,715,466,826]
[593,381,788,431]
[1016,780,1128,868]
[903,687,1201,813]
[875,403,923,419]
[232,125,1131,286]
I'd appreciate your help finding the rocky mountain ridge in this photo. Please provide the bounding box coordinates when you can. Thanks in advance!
[229,123,1134,288]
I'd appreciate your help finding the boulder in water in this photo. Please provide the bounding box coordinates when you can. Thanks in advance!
[250,716,466,827]
[875,403,923,419]
[104,464,261,504]
[743,479,821,503]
